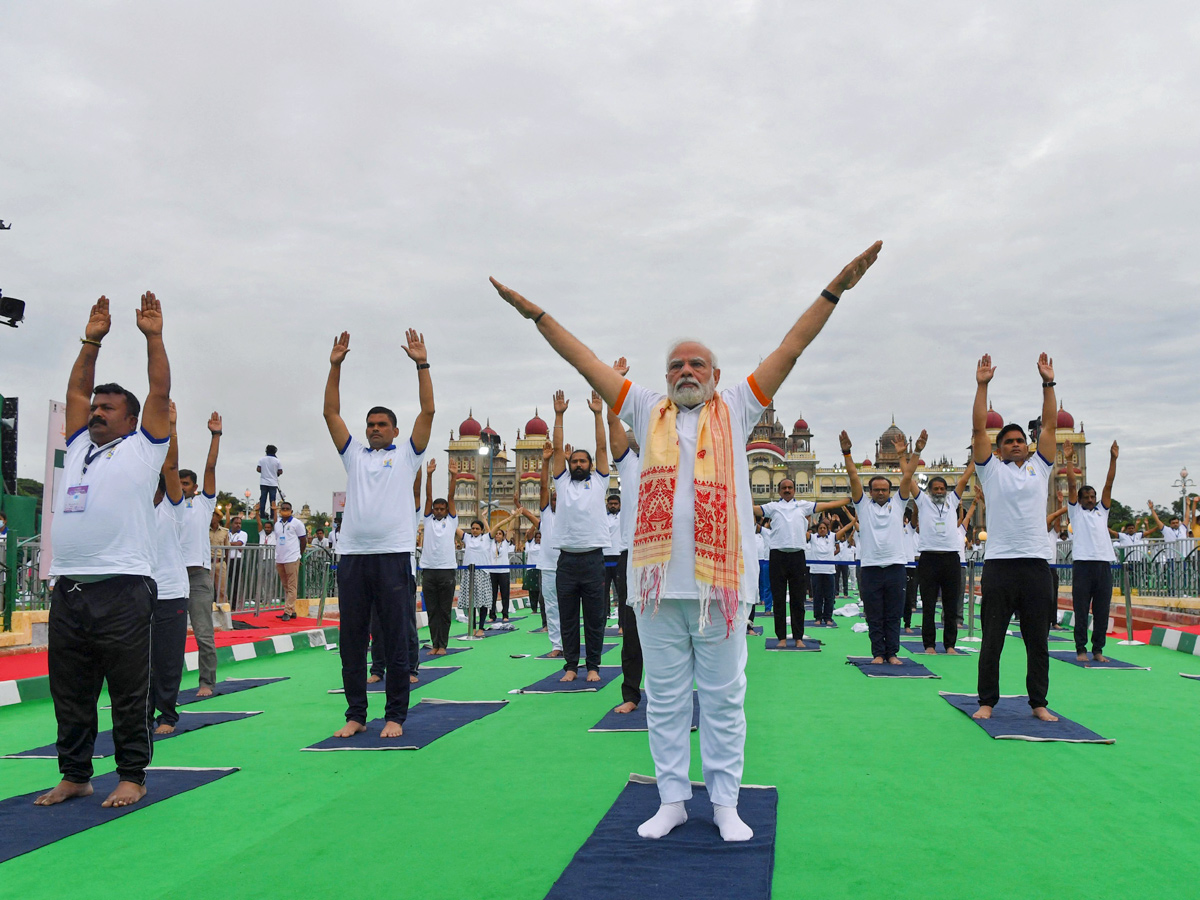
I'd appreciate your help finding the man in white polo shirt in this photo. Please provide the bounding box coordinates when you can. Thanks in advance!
[604,493,628,622]
[754,480,849,648]
[256,445,282,522]
[421,459,458,655]
[902,434,974,654]
[533,442,562,656]
[550,389,611,683]
[178,410,223,695]
[608,357,644,714]
[1063,439,1118,663]
[971,352,1060,723]
[36,292,171,810]
[273,501,307,619]
[323,328,433,740]
[841,430,911,665]
[490,239,882,842]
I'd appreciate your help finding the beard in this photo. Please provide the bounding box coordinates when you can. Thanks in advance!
[569,466,590,481]
[668,376,716,408]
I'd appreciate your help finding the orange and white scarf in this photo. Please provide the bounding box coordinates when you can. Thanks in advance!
[630,391,743,634]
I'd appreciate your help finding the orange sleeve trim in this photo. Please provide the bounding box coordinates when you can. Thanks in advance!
[612,379,633,416]
[747,374,771,408]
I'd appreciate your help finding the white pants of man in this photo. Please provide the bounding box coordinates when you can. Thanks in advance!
[636,598,748,809]
[541,569,562,651]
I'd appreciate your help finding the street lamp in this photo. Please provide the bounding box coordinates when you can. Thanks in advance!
[478,434,500,523]
[1172,467,1194,517]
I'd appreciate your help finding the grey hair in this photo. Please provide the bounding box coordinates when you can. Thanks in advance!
[665,339,718,371]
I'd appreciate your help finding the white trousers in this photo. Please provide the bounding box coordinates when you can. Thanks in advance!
[542,570,562,651]
[636,598,748,809]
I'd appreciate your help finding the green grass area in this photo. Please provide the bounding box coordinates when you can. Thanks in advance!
[2,610,1199,899]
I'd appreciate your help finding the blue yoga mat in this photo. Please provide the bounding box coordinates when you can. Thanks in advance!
[940,692,1115,743]
[4,711,262,759]
[1181,673,1200,680]
[418,646,473,662]
[544,777,777,900]
[899,642,976,655]
[454,626,518,641]
[511,666,622,693]
[604,626,623,637]
[1047,650,1149,670]
[537,643,616,660]
[327,666,461,694]
[764,638,820,652]
[746,625,764,636]
[589,692,700,733]
[302,699,507,751]
[103,677,288,710]
[805,621,838,629]
[0,767,239,864]
[846,657,940,678]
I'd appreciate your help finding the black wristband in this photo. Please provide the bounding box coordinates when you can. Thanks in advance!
[821,289,840,304]
[1042,381,1056,388]
[211,431,223,436]
[417,363,430,370]
[533,311,545,324]
[842,449,852,455]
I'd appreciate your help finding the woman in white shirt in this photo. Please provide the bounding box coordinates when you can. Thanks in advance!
[456,511,517,636]
[808,518,855,624]
[486,518,518,623]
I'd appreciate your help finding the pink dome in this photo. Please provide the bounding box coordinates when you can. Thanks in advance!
[459,413,482,438]
[1056,403,1074,429]
[481,425,498,438]
[793,418,809,431]
[985,404,1004,429]
[861,458,872,467]
[918,459,926,466]
[525,412,548,436]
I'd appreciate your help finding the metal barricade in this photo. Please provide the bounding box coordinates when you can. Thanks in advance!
[210,542,281,615]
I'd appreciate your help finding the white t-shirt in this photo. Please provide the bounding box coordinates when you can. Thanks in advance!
[902,523,918,562]
[489,538,514,573]
[957,524,968,562]
[551,469,612,552]
[617,376,766,603]
[537,505,561,571]
[759,498,816,551]
[50,428,170,578]
[258,455,282,486]
[837,540,858,563]
[525,541,542,568]
[975,452,1054,560]
[421,514,458,570]
[807,533,836,575]
[913,489,962,553]
[462,533,491,567]
[274,517,306,564]
[336,437,425,555]
[1070,504,1113,561]
[606,512,625,554]
[615,448,642,590]
[853,491,909,568]
[179,491,217,570]
[1162,524,1190,558]
[263,531,277,548]
[756,531,771,562]
[153,499,190,599]
[227,529,249,560]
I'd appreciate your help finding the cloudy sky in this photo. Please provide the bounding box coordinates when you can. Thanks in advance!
[3,2,1197,516]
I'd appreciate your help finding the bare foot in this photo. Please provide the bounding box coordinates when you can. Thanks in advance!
[887,656,903,666]
[154,723,176,735]
[871,656,885,665]
[1092,653,1109,663]
[924,648,937,655]
[380,720,404,738]
[618,628,624,636]
[586,670,601,682]
[474,629,485,637]
[34,779,93,806]
[101,780,146,808]
[1032,707,1059,722]
[560,670,578,682]
[333,720,368,739]
[776,639,788,649]
[1076,653,1088,662]
[367,674,383,684]
[945,648,963,655]
[972,705,993,720]
[613,701,638,714]
[196,686,213,698]
[410,674,419,683]
[546,649,563,658]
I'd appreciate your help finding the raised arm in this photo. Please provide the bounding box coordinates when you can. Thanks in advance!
[324,332,352,451]
[606,358,630,460]
[588,391,610,476]
[66,296,110,436]
[972,355,996,464]
[551,392,568,477]
[954,459,975,497]
[137,291,170,440]
[412,468,422,512]
[446,460,458,519]
[1063,440,1078,504]
[835,520,855,540]
[1102,441,1118,509]
[751,242,882,400]
[897,429,925,500]
[163,401,183,504]
[539,440,553,509]
[1148,501,1164,533]
[1037,353,1056,460]
[489,278,626,406]
[814,497,851,514]
[840,431,863,501]
[424,459,438,517]
[202,411,221,496]
[402,328,434,453]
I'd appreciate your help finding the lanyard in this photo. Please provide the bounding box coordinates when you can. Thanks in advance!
[82,435,129,476]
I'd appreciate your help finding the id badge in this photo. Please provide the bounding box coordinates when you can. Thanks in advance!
[934,520,946,534]
[65,485,89,513]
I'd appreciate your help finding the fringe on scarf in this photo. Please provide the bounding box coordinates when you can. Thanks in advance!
[632,560,669,615]
[697,581,741,637]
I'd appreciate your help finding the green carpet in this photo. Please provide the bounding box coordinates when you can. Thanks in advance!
[2,612,1198,899]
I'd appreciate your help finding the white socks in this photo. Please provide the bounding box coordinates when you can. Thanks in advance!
[713,805,753,842]
[637,801,688,839]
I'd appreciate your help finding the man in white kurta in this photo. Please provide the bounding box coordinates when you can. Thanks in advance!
[490,238,883,842]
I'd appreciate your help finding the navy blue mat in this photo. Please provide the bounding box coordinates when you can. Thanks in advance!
[764,638,821,652]
[103,677,287,710]
[544,778,776,900]
[604,627,623,637]
[327,666,461,693]
[1048,650,1148,670]
[745,625,764,635]
[302,699,507,751]
[846,657,940,678]
[805,621,838,629]
[4,711,262,759]
[418,646,473,662]
[899,642,976,655]
[940,692,1114,743]
[1181,673,1200,680]
[1010,631,1070,642]
[0,767,239,864]
[511,666,622,693]
[589,693,700,733]
[454,626,518,640]
[537,643,616,660]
